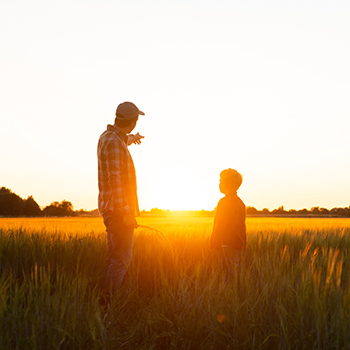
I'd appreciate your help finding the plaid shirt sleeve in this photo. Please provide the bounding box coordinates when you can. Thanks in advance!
[98,130,134,216]
[105,139,132,215]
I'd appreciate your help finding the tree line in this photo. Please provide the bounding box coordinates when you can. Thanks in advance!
[246,205,350,217]
[1,187,349,217]
[142,205,350,217]
[0,187,76,217]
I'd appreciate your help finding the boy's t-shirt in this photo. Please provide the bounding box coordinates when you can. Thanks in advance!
[210,193,246,250]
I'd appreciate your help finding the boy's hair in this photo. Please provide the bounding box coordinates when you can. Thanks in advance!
[220,168,243,194]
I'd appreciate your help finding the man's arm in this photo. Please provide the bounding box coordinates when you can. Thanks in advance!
[105,140,131,216]
[128,132,144,145]
[105,140,138,227]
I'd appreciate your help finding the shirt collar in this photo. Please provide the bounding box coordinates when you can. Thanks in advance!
[107,124,128,143]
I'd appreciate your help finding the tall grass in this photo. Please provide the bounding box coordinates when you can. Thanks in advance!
[0,217,350,349]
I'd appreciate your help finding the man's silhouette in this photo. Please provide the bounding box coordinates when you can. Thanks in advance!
[97,101,145,294]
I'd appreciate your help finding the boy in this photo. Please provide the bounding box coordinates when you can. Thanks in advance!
[210,168,246,276]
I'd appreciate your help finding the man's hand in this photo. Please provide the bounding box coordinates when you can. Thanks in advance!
[123,212,138,228]
[128,132,144,145]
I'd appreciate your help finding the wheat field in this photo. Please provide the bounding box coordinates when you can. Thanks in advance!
[1,216,350,349]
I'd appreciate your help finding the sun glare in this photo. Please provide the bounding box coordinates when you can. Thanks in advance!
[153,166,208,211]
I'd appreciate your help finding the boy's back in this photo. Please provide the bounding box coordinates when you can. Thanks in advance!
[210,192,246,251]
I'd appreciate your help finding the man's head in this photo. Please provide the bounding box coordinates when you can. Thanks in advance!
[114,102,145,131]
[219,168,243,195]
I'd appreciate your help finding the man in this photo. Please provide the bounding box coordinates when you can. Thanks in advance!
[97,101,145,294]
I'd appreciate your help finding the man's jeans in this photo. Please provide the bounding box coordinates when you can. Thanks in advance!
[103,212,134,293]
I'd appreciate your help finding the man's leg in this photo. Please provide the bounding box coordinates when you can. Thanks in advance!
[104,213,134,294]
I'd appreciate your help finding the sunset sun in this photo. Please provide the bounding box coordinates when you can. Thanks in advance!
[153,166,208,211]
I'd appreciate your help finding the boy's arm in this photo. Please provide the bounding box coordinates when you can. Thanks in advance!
[210,201,224,249]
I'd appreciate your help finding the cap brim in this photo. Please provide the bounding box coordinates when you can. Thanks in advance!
[138,110,145,116]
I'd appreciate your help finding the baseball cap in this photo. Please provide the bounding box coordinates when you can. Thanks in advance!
[115,101,145,121]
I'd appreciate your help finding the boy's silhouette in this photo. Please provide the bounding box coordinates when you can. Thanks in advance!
[210,168,246,277]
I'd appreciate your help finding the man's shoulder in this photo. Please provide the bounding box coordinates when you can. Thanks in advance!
[98,129,109,140]
[99,129,123,145]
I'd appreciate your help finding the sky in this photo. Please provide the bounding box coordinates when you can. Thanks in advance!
[1,0,349,212]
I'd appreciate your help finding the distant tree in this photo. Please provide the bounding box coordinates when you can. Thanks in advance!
[311,207,320,214]
[261,208,270,214]
[150,208,166,215]
[23,196,42,216]
[89,209,101,216]
[60,200,74,214]
[75,208,101,217]
[272,206,286,214]
[43,200,76,217]
[0,187,25,216]
[43,202,59,216]
[332,207,348,216]
[246,206,258,215]
[319,208,329,215]
[346,207,350,217]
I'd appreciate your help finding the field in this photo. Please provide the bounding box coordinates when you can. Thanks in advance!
[1,216,350,349]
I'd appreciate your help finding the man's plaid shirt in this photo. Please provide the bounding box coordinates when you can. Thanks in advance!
[97,124,140,217]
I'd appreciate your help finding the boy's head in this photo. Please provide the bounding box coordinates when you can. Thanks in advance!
[219,168,243,195]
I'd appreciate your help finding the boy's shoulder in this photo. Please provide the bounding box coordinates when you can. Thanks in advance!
[236,194,245,206]
[220,194,245,208]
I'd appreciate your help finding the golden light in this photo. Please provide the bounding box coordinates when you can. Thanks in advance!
[153,166,207,211]
[216,314,226,323]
